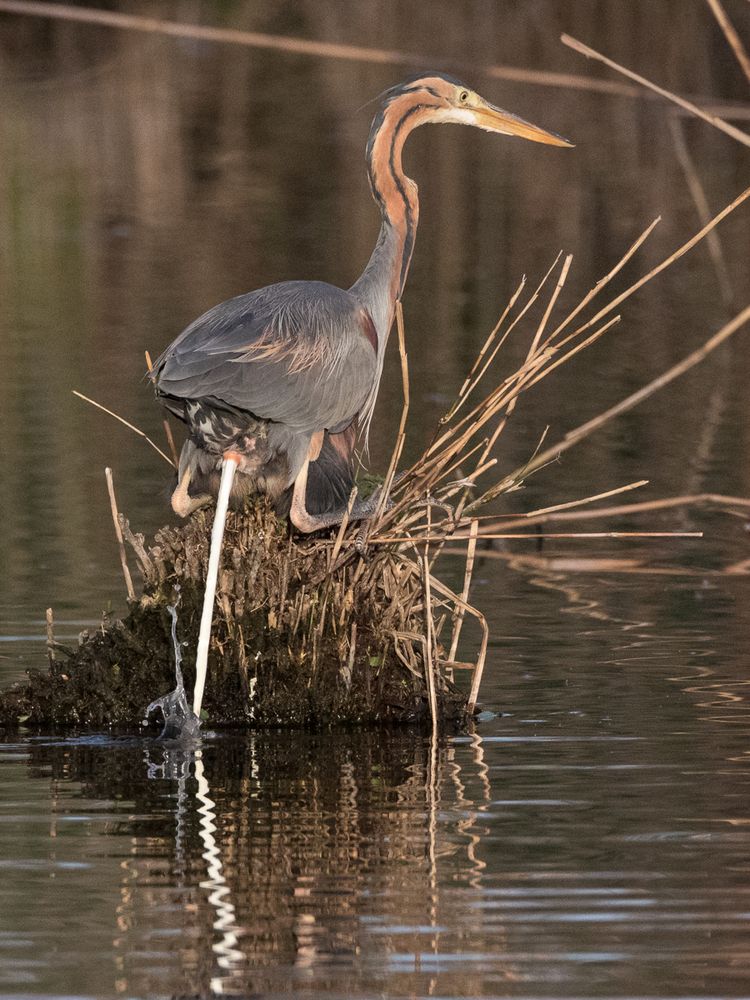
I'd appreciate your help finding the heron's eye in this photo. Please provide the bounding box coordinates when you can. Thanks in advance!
[459,90,470,103]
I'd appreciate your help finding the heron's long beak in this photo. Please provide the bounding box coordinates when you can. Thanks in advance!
[472,102,573,147]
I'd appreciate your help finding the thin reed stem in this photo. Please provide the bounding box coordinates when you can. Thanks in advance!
[561,33,750,147]
[73,390,175,467]
[105,467,136,601]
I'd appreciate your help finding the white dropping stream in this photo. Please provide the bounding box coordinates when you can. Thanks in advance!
[192,456,238,718]
[144,456,237,741]
[144,586,201,742]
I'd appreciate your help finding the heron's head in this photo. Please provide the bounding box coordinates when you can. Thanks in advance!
[380,72,573,147]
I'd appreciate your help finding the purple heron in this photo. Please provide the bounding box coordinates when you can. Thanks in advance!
[149,73,571,721]
[152,72,571,533]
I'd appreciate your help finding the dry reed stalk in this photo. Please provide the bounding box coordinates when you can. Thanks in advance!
[456,228,750,508]
[362,236,749,698]
[328,486,357,573]
[376,531,703,544]
[525,303,750,473]
[447,277,527,421]
[73,390,174,467]
[561,33,750,147]
[425,574,488,715]
[442,257,566,427]
[529,253,573,359]
[451,257,572,521]
[390,278,625,514]
[375,303,409,520]
[547,185,749,351]
[478,493,750,534]
[421,255,564,460]
[105,467,136,601]
[0,0,668,101]
[342,623,356,689]
[547,219,662,344]
[705,0,750,84]
[668,116,735,308]
[491,552,720,576]
[521,480,649,518]
[448,520,479,662]
[45,608,55,668]
[162,420,180,469]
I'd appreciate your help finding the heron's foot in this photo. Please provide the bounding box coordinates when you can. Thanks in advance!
[414,494,456,522]
[171,468,212,519]
[290,489,388,535]
[353,490,454,551]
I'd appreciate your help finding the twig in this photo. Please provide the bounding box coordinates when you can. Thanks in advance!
[119,514,156,583]
[525,480,649,518]
[0,0,668,101]
[73,390,174,467]
[668,116,735,308]
[479,492,750,533]
[559,304,750,450]
[561,33,750,147]
[556,185,750,346]
[705,0,750,85]
[376,531,703,543]
[46,608,56,667]
[448,520,478,661]
[105,467,135,601]
[163,420,180,468]
[375,302,409,518]
[342,623,356,690]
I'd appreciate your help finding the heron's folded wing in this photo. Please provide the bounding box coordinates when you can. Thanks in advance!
[153,281,378,433]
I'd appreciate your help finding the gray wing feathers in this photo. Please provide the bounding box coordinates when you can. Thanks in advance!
[154,281,377,433]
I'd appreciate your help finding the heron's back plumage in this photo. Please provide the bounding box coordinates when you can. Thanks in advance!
[152,280,378,510]
[154,281,377,435]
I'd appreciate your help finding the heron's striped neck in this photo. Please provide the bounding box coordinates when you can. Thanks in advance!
[350,92,437,350]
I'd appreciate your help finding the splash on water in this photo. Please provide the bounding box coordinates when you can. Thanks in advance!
[144,588,202,743]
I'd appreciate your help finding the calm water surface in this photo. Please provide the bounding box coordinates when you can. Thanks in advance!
[1,2,750,997]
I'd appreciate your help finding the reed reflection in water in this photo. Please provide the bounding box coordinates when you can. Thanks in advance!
[31,731,493,997]
[4,683,750,999]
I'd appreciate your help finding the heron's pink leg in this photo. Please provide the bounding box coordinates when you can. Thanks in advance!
[289,457,319,534]
[171,467,212,518]
[289,433,335,533]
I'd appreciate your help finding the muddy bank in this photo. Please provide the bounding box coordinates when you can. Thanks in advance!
[0,502,469,731]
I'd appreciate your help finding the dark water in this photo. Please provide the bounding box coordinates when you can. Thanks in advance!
[1,2,750,996]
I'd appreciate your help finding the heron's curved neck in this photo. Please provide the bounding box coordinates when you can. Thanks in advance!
[350,95,429,350]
